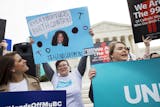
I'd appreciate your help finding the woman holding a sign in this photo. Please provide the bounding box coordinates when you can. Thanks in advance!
[43,56,87,107]
[42,29,94,107]
[0,52,41,92]
[88,41,129,102]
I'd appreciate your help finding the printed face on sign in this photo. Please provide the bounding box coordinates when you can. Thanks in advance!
[52,30,69,47]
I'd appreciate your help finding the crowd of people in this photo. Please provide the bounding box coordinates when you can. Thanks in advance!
[0,29,160,106]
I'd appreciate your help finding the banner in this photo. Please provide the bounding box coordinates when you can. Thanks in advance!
[26,7,93,64]
[84,42,110,65]
[0,90,66,107]
[127,0,160,43]
[92,58,160,107]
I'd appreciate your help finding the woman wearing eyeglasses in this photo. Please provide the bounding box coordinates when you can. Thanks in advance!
[43,56,87,107]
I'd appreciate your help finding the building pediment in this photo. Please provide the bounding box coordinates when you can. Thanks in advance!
[91,21,132,33]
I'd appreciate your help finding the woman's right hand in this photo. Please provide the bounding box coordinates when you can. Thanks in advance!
[88,68,96,80]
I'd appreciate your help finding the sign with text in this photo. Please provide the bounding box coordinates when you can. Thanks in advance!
[92,58,160,107]
[127,0,160,43]
[26,7,93,64]
[0,90,66,107]
[84,42,110,65]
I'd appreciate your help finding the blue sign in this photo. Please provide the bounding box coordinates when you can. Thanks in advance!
[0,90,66,107]
[92,58,160,107]
[26,7,93,64]
[4,39,12,51]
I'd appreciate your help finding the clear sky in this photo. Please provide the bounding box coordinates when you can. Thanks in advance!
[24,0,131,25]
[0,0,159,47]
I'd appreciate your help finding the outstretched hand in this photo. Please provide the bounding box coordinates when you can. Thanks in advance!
[142,35,151,47]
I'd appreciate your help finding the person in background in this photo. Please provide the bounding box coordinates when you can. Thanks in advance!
[142,35,160,59]
[0,52,41,92]
[150,52,160,59]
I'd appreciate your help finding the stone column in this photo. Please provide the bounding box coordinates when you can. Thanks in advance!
[103,37,109,42]
[112,37,117,41]
[128,34,136,53]
[124,35,131,49]
[117,36,121,42]
[120,36,125,43]
[108,36,113,41]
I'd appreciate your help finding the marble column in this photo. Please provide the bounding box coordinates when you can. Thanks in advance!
[124,35,131,49]
[128,34,136,53]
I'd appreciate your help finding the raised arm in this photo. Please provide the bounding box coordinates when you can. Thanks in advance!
[89,82,94,103]
[88,68,96,103]
[78,56,88,76]
[142,36,151,59]
[42,63,55,81]
[77,27,94,76]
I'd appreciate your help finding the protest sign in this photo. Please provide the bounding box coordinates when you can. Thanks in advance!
[84,42,110,64]
[127,0,160,43]
[92,58,160,107]
[0,91,66,107]
[26,7,93,64]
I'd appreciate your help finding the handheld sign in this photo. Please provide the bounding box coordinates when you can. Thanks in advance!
[127,0,160,43]
[84,42,110,65]
[26,7,93,64]
[92,58,160,107]
[0,90,66,107]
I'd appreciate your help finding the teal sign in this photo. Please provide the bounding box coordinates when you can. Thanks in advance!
[92,58,160,107]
